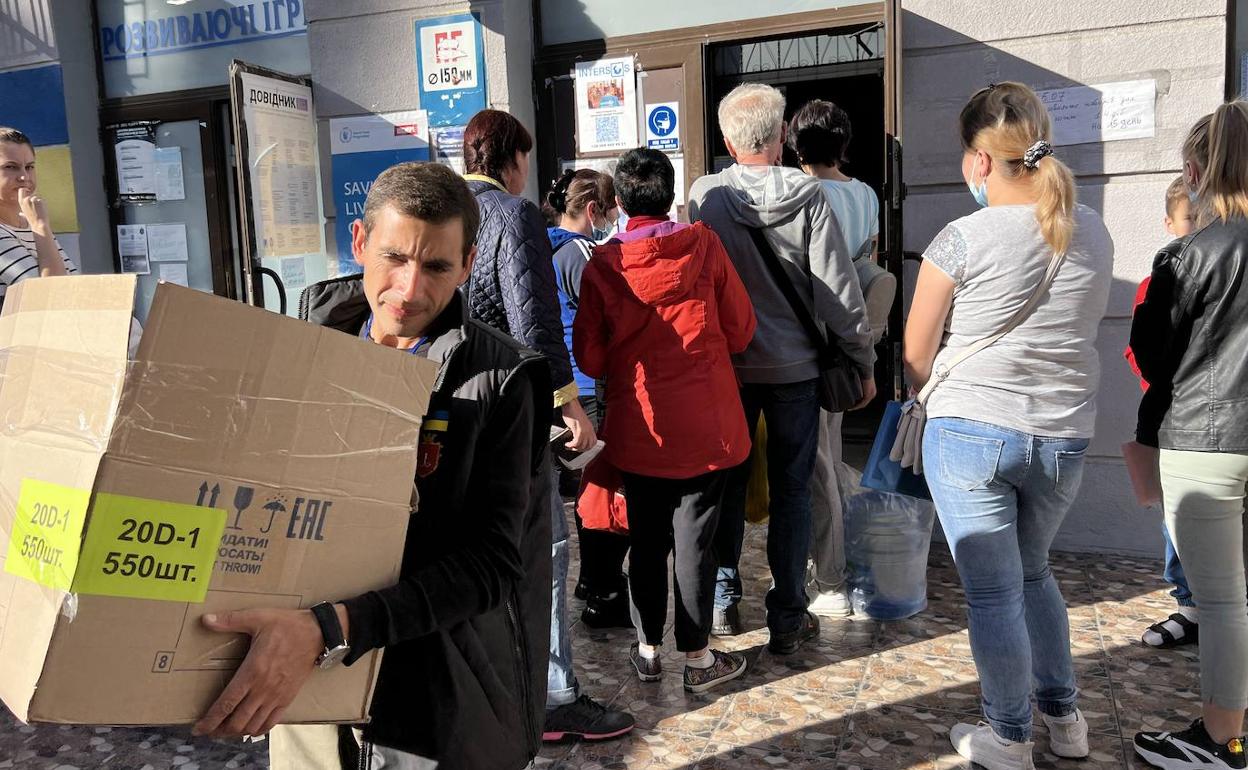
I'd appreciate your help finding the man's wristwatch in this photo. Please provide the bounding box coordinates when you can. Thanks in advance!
[310,602,350,669]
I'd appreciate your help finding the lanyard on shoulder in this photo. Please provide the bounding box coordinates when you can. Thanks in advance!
[463,174,507,193]
[360,314,429,355]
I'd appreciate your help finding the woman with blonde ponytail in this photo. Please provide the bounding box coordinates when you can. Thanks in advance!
[1131,102,1248,770]
[902,82,1114,770]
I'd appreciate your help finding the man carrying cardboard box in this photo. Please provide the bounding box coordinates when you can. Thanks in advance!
[190,162,553,770]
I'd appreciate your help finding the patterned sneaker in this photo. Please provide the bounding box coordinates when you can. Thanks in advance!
[629,643,662,683]
[1135,719,1247,770]
[1041,709,1089,758]
[683,649,747,694]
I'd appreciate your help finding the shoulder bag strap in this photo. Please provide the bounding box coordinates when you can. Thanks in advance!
[746,227,831,356]
[917,248,1068,403]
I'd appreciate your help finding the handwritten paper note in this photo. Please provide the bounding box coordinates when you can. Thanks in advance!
[1038,79,1155,146]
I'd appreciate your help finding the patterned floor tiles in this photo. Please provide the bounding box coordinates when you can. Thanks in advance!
[0,509,1205,769]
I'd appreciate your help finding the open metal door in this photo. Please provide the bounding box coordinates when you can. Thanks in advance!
[883,0,906,400]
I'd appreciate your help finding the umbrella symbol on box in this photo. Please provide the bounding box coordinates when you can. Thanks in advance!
[261,500,286,534]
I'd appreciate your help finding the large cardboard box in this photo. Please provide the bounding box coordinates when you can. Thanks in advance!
[0,275,435,724]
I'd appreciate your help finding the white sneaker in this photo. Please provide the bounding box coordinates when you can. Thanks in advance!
[807,589,853,618]
[1041,709,1089,758]
[950,722,1036,770]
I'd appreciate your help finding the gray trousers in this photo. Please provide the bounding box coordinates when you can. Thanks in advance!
[808,410,846,593]
[1161,448,1248,710]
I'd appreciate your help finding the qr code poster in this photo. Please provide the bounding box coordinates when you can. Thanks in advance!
[574,57,640,154]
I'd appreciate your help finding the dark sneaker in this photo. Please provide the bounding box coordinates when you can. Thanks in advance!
[582,590,633,629]
[574,577,589,601]
[629,643,662,682]
[712,604,743,636]
[1135,719,1247,770]
[542,694,635,743]
[768,611,820,655]
[683,649,747,693]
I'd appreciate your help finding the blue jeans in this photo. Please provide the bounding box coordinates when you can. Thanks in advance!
[714,380,820,634]
[547,465,579,709]
[1162,522,1196,608]
[923,418,1087,743]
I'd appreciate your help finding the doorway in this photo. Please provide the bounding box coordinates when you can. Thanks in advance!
[706,25,892,442]
[101,87,241,322]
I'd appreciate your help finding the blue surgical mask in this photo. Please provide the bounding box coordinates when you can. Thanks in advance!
[967,155,989,208]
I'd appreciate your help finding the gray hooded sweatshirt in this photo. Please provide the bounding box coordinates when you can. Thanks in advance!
[688,164,875,385]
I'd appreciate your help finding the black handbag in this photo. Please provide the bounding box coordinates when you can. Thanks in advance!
[746,227,863,413]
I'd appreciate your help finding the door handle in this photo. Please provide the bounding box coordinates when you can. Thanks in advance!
[258,266,287,316]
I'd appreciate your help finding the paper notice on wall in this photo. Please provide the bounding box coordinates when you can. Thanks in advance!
[279,255,307,292]
[158,262,189,287]
[1038,79,1156,146]
[117,225,150,275]
[432,126,466,174]
[574,57,639,154]
[146,223,188,262]
[114,125,157,199]
[154,147,185,201]
[239,72,323,259]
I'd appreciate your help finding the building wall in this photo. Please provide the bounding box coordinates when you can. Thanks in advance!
[900,0,1227,554]
[0,1,110,275]
[304,0,537,258]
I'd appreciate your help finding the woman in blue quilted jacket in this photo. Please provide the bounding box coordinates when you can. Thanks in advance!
[460,109,635,745]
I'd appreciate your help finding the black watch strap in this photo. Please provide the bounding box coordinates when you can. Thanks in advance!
[311,602,346,649]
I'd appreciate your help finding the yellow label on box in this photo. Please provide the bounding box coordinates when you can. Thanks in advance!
[72,493,227,603]
[4,479,92,590]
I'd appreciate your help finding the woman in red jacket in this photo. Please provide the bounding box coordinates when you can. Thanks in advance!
[574,148,757,693]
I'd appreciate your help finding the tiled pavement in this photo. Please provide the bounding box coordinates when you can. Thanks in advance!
[0,513,1195,769]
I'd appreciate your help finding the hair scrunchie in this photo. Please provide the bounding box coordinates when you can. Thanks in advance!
[1023,140,1053,169]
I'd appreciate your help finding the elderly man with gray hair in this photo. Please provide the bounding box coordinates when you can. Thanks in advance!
[688,83,875,654]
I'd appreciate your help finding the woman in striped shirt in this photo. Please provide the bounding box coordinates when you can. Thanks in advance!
[0,127,76,306]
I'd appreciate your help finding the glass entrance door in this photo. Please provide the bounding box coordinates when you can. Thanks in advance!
[102,90,239,322]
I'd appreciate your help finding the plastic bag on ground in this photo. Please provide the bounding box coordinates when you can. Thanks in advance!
[839,461,936,620]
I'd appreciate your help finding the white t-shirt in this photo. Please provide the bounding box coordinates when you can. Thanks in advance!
[922,204,1113,438]
[820,178,879,259]
[0,223,78,304]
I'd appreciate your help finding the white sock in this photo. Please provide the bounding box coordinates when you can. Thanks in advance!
[686,650,714,669]
[637,642,659,660]
[1143,607,1198,646]
[1047,711,1079,724]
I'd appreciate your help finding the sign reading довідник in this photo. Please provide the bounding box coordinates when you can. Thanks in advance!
[330,111,431,276]
[416,13,487,127]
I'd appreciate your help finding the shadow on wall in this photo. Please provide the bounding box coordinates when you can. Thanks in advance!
[894,9,1215,556]
[0,1,57,66]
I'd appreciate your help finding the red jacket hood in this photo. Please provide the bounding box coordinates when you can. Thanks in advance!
[596,223,709,307]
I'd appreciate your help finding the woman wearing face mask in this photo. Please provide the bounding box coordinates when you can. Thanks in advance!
[460,109,635,744]
[903,82,1113,770]
[0,127,75,308]
[1130,103,1248,770]
[543,169,631,629]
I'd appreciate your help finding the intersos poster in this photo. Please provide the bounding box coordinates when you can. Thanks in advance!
[574,57,639,155]
[329,111,431,276]
[238,71,322,260]
[415,13,486,127]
